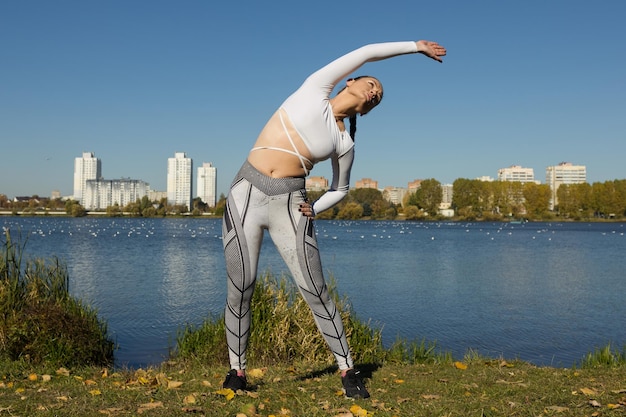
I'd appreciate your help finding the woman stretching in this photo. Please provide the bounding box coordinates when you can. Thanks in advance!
[222,39,446,398]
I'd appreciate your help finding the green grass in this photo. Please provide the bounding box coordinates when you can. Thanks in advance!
[2,358,626,416]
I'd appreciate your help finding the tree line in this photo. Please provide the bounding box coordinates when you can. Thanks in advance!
[3,178,626,221]
[309,178,626,221]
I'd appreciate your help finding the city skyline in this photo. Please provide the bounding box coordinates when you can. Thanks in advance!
[3,151,593,203]
[2,2,624,199]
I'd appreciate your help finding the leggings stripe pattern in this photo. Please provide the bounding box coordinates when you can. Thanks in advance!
[222,161,353,371]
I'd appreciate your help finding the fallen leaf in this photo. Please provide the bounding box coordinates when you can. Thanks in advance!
[247,368,265,378]
[454,361,468,370]
[183,394,196,404]
[608,403,622,409]
[56,368,70,377]
[98,407,123,415]
[41,375,52,382]
[545,405,569,413]
[580,387,598,396]
[216,388,235,401]
[421,394,440,400]
[89,389,102,396]
[28,373,38,381]
[240,403,256,415]
[589,399,602,408]
[85,379,97,386]
[154,373,168,387]
[350,404,368,417]
[137,401,164,414]
[137,376,150,385]
[168,380,183,389]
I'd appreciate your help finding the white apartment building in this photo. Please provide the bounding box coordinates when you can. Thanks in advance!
[167,152,193,210]
[441,183,454,207]
[546,162,587,209]
[84,179,150,210]
[382,186,407,206]
[197,162,217,207]
[498,165,536,183]
[73,152,101,205]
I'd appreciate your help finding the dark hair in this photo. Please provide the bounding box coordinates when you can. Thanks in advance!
[349,114,357,141]
[342,75,382,142]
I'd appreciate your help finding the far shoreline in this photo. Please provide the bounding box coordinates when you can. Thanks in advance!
[2,210,626,223]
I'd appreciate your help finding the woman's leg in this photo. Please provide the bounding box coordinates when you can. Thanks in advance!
[267,190,353,371]
[222,177,267,371]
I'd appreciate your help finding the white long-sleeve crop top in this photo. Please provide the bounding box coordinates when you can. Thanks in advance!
[278,41,419,214]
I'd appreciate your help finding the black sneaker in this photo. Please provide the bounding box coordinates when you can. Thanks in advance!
[341,369,370,399]
[222,369,247,391]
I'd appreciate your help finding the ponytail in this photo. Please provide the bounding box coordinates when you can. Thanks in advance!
[349,114,357,141]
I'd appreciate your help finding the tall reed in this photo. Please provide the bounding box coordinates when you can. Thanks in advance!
[0,230,114,367]
[580,343,626,368]
[175,272,445,367]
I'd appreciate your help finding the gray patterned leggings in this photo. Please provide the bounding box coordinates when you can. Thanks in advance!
[222,161,353,371]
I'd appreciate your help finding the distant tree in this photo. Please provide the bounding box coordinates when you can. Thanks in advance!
[411,178,442,216]
[370,199,392,219]
[523,183,551,218]
[403,205,425,220]
[335,202,363,220]
[106,204,123,217]
[212,193,227,217]
[65,200,86,217]
[348,188,383,207]
[452,178,476,214]
[193,197,208,213]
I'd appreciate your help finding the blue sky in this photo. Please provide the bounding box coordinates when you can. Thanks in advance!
[1,0,624,199]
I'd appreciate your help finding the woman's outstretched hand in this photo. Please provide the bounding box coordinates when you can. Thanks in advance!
[416,40,447,63]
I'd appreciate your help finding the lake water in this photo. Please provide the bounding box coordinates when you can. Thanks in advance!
[2,216,625,368]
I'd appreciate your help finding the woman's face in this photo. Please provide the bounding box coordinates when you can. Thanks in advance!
[347,77,383,115]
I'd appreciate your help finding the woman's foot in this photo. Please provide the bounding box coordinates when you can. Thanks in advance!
[341,369,370,399]
[222,369,247,391]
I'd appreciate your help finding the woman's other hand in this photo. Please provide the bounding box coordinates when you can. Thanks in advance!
[299,202,315,218]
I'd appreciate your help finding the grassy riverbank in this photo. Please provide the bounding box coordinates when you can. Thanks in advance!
[2,235,626,416]
[2,357,626,416]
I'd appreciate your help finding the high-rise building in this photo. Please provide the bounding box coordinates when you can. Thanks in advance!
[197,162,217,207]
[84,179,150,210]
[498,165,536,183]
[73,152,101,205]
[167,152,193,210]
[305,176,328,191]
[355,178,378,189]
[407,179,423,192]
[382,186,407,205]
[546,162,587,209]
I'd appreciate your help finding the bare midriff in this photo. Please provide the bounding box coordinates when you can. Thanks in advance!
[247,110,314,178]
